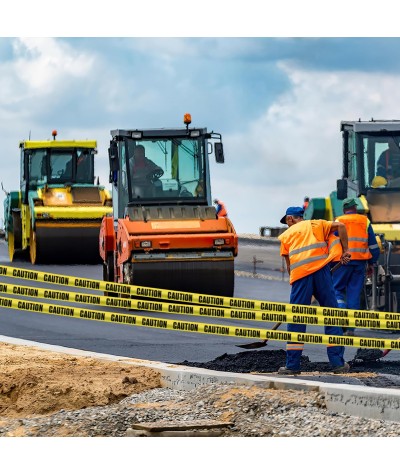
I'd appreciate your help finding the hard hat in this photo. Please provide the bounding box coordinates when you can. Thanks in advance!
[371,176,388,188]
[343,197,358,210]
[280,206,304,224]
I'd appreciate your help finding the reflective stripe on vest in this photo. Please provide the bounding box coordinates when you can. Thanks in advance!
[279,220,342,284]
[334,214,372,261]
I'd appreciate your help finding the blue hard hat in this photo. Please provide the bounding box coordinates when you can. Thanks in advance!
[280,206,304,224]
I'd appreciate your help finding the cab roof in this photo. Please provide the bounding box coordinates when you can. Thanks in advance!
[340,120,400,133]
[20,140,97,150]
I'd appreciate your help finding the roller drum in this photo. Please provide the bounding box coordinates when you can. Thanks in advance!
[33,223,102,264]
[124,259,235,297]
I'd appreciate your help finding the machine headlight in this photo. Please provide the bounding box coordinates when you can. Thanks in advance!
[140,241,152,248]
[214,238,225,246]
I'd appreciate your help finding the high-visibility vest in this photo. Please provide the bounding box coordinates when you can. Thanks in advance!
[279,220,342,284]
[216,201,228,217]
[333,213,372,261]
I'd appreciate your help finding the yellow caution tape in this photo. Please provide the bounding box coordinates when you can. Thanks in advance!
[1,281,399,331]
[0,295,399,350]
[0,265,398,324]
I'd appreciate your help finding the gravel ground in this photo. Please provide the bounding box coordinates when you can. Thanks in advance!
[2,382,400,438]
[1,347,400,438]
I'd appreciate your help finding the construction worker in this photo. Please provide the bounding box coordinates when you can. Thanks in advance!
[303,196,310,210]
[214,199,228,217]
[131,145,163,182]
[376,138,400,182]
[277,206,351,375]
[331,197,380,336]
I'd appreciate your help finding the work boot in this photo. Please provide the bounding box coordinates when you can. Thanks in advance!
[332,362,350,374]
[278,366,301,375]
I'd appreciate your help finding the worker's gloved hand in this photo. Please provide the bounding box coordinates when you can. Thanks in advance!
[340,251,351,265]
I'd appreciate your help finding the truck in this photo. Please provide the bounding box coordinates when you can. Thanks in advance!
[99,114,238,297]
[4,130,113,264]
[304,119,400,313]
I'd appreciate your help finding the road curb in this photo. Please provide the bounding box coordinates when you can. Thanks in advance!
[1,335,400,423]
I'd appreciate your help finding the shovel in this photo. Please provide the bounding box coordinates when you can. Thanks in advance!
[354,340,399,363]
[235,321,282,350]
[235,261,343,350]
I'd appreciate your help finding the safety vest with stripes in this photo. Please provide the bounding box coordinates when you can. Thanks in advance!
[279,220,342,284]
[333,213,372,261]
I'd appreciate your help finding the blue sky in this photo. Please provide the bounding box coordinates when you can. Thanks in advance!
[2,4,400,234]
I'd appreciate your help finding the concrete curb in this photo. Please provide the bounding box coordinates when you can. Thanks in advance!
[2,335,400,422]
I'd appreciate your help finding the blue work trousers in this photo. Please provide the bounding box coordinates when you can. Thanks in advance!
[286,265,345,370]
[331,262,366,331]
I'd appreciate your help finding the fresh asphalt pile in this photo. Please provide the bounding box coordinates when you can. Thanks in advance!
[177,348,400,388]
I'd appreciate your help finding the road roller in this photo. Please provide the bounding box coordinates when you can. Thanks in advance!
[99,114,238,297]
[304,118,400,315]
[3,130,112,264]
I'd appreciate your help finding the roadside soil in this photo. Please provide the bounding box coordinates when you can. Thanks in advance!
[2,339,400,426]
[0,342,161,421]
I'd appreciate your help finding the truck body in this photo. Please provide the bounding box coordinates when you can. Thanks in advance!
[4,131,113,264]
[304,119,400,313]
[99,116,238,296]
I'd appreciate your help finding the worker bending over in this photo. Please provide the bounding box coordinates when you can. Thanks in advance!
[278,206,351,375]
[331,198,380,336]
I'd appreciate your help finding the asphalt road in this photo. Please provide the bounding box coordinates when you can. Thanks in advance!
[0,237,400,365]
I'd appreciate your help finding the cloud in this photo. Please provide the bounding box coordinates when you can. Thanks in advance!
[0,38,94,104]
[212,62,400,233]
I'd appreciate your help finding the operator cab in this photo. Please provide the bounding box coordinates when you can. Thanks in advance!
[108,119,224,218]
[338,120,400,223]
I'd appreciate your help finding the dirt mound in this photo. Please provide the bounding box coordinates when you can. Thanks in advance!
[0,343,161,419]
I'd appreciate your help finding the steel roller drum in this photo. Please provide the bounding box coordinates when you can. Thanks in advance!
[124,258,235,297]
[33,222,102,264]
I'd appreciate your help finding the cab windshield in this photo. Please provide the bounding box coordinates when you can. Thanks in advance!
[119,137,206,205]
[358,133,400,188]
[28,148,95,187]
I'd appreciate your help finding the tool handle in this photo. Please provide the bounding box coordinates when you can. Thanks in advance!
[331,262,342,273]
[261,322,282,343]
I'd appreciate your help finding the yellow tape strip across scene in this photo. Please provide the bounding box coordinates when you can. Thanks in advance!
[0,281,398,331]
[1,265,399,323]
[2,265,400,349]
[0,295,399,350]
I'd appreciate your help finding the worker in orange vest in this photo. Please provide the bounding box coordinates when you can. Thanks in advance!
[214,199,228,217]
[277,206,351,375]
[331,197,380,336]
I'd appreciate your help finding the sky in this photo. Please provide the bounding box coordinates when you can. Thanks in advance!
[2,4,400,234]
